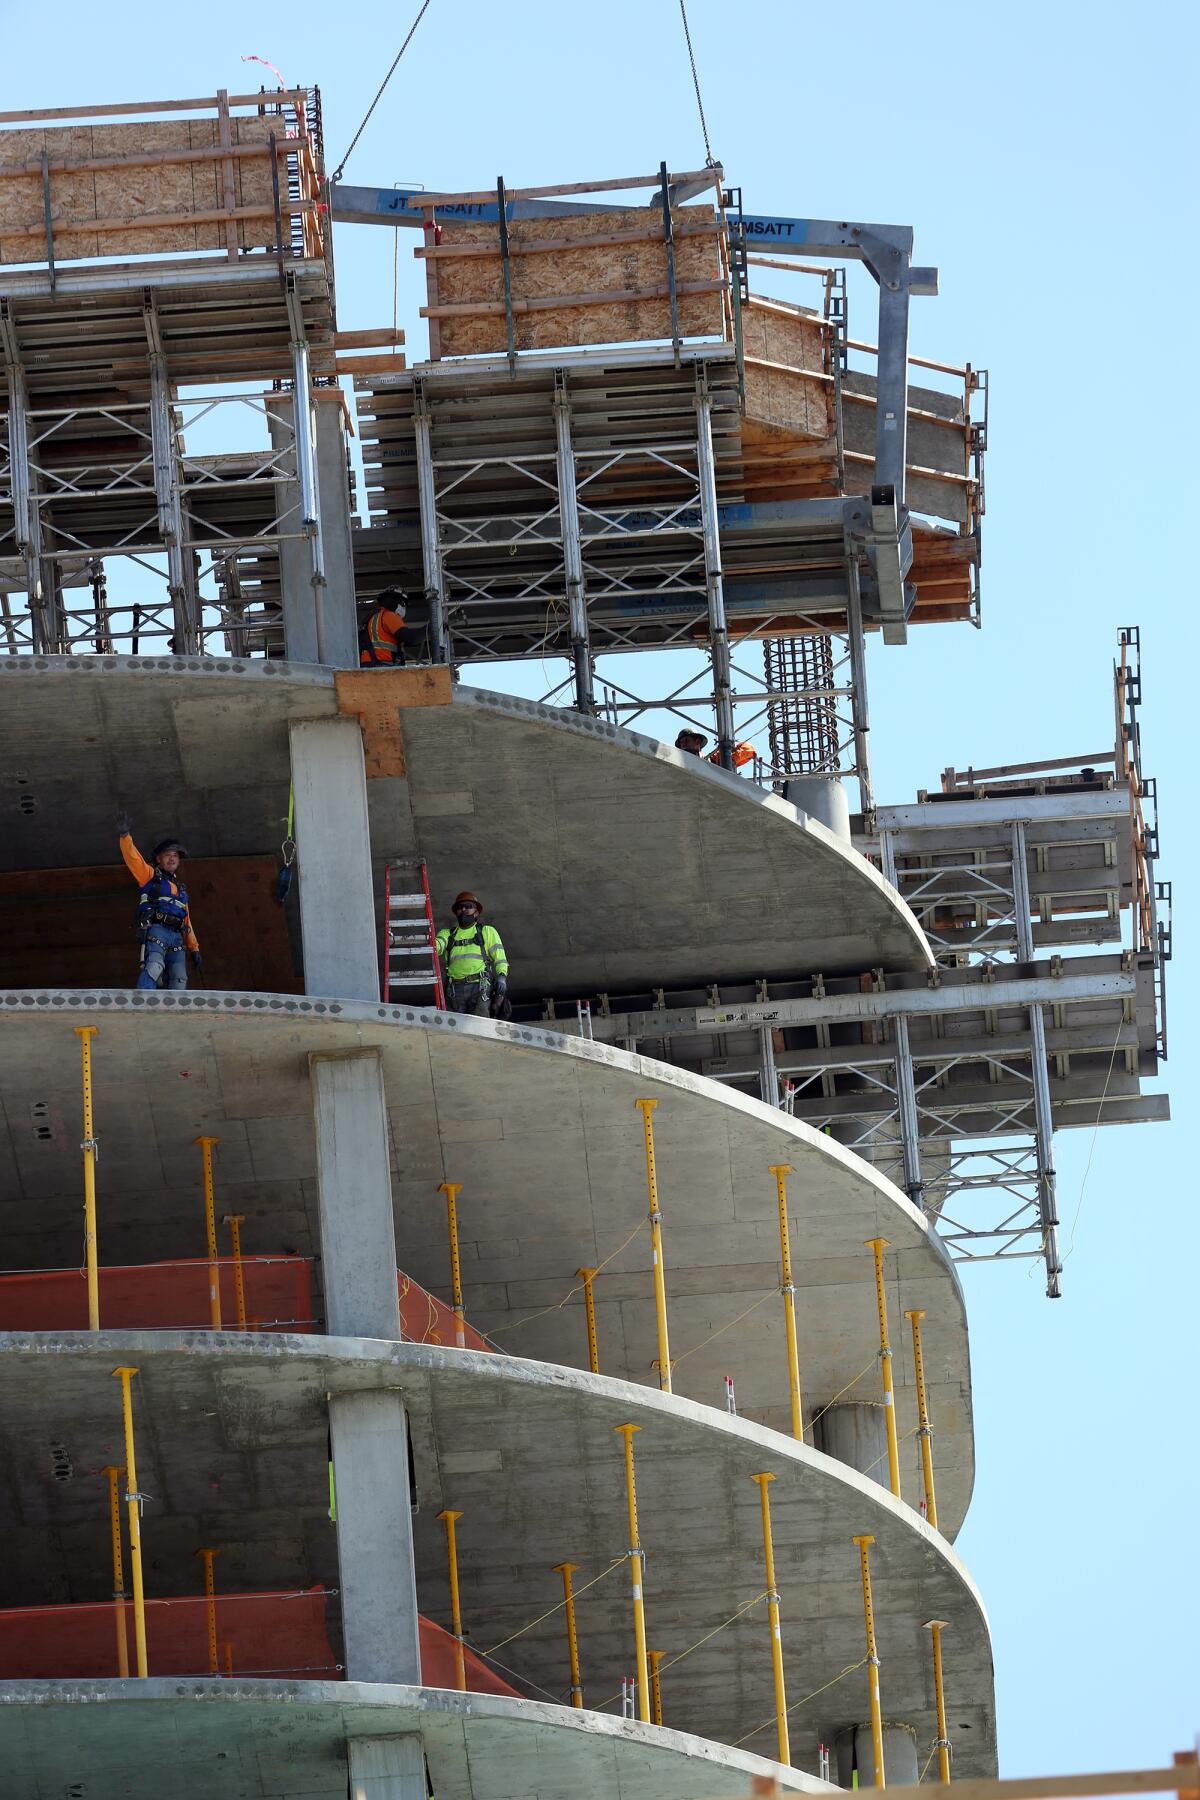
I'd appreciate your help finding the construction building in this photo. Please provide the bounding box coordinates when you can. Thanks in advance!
[0,82,1170,1800]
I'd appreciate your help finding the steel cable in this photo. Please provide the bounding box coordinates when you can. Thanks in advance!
[330,0,435,184]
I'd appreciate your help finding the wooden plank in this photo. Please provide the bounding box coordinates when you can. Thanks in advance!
[334,327,406,349]
[215,90,240,262]
[416,220,720,261]
[0,198,315,242]
[0,141,273,179]
[422,277,726,320]
[0,92,308,124]
[415,166,721,206]
[335,353,407,375]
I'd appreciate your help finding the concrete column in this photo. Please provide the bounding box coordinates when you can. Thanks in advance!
[269,396,359,667]
[835,1721,919,1788]
[310,1048,401,1340]
[784,774,851,841]
[815,1402,889,1490]
[289,717,378,1000]
[330,1391,422,1685]
[348,1736,426,1800]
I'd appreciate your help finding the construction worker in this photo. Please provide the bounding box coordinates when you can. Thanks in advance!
[117,811,202,990]
[674,728,756,769]
[359,588,410,666]
[435,891,509,1018]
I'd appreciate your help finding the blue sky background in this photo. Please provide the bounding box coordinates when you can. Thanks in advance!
[5,0,1196,1772]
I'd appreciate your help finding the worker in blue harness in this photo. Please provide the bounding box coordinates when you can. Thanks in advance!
[117,812,203,989]
[435,891,510,1018]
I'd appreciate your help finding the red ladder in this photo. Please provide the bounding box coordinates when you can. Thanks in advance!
[382,858,445,1008]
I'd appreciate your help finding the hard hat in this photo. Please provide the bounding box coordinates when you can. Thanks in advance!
[152,837,187,860]
[378,587,408,614]
[453,890,482,910]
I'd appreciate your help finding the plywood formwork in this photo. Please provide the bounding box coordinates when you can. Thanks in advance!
[419,201,727,356]
[0,91,325,266]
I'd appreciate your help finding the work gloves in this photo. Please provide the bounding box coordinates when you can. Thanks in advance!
[116,808,131,835]
[190,952,203,975]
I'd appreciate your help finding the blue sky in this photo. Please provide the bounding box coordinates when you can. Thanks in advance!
[6,0,1196,1773]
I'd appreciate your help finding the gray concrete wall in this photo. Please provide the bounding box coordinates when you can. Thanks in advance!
[290,717,379,1000]
[348,1731,426,1800]
[815,1402,890,1488]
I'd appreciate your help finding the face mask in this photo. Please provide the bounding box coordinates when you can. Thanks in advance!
[454,909,477,926]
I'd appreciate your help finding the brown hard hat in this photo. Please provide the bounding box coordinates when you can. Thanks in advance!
[453,890,481,909]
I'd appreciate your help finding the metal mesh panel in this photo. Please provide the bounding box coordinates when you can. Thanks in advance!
[764,633,839,774]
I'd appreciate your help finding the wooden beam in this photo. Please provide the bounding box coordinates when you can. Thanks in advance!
[0,199,316,241]
[708,1771,1200,1800]
[416,220,720,261]
[420,277,727,320]
[415,166,722,206]
[215,89,240,263]
[334,328,406,349]
[0,92,308,124]
[335,353,407,375]
[0,142,277,181]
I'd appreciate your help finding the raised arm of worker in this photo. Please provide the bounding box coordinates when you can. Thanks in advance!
[117,812,201,955]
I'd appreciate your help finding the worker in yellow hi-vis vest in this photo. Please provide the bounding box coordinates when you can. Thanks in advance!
[435,891,510,1018]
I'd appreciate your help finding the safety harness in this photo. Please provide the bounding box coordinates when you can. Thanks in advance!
[138,868,189,939]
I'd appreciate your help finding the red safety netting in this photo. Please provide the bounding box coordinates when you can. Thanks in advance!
[0,1590,517,1693]
[0,1261,492,1351]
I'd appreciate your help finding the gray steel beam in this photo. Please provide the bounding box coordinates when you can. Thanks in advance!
[695,370,735,767]
[412,385,448,664]
[145,305,200,654]
[567,967,1139,1043]
[1011,822,1063,1295]
[285,275,328,664]
[553,373,593,711]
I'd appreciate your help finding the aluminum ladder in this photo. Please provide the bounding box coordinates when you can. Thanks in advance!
[382,858,445,1008]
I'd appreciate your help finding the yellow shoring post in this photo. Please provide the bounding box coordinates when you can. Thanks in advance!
[194,1136,222,1330]
[905,1309,939,1532]
[852,1534,885,1788]
[554,1562,584,1707]
[864,1238,901,1500]
[575,1266,600,1374]
[223,1215,248,1331]
[648,1648,665,1726]
[75,1026,100,1331]
[196,1546,219,1675]
[634,1099,672,1393]
[101,1464,129,1677]
[751,1472,790,1766]
[924,1619,952,1783]
[221,1641,234,1678]
[614,1423,651,1722]
[437,1508,467,1690]
[112,1367,149,1677]
[437,1182,467,1348]
[769,1165,804,1440]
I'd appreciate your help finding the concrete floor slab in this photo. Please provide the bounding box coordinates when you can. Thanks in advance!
[0,659,931,989]
[0,991,974,1535]
[0,1681,835,1800]
[0,1337,995,1777]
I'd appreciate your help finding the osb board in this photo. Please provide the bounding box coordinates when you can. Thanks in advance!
[741,296,832,441]
[429,205,725,356]
[0,117,286,263]
[739,415,839,504]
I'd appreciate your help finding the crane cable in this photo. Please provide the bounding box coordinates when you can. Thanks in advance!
[330,0,435,185]
[678,0,717,167]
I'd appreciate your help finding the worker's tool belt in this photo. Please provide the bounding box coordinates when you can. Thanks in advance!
[144,911,184,934]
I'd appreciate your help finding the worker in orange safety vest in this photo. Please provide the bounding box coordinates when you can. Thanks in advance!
[674,727,756,769]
